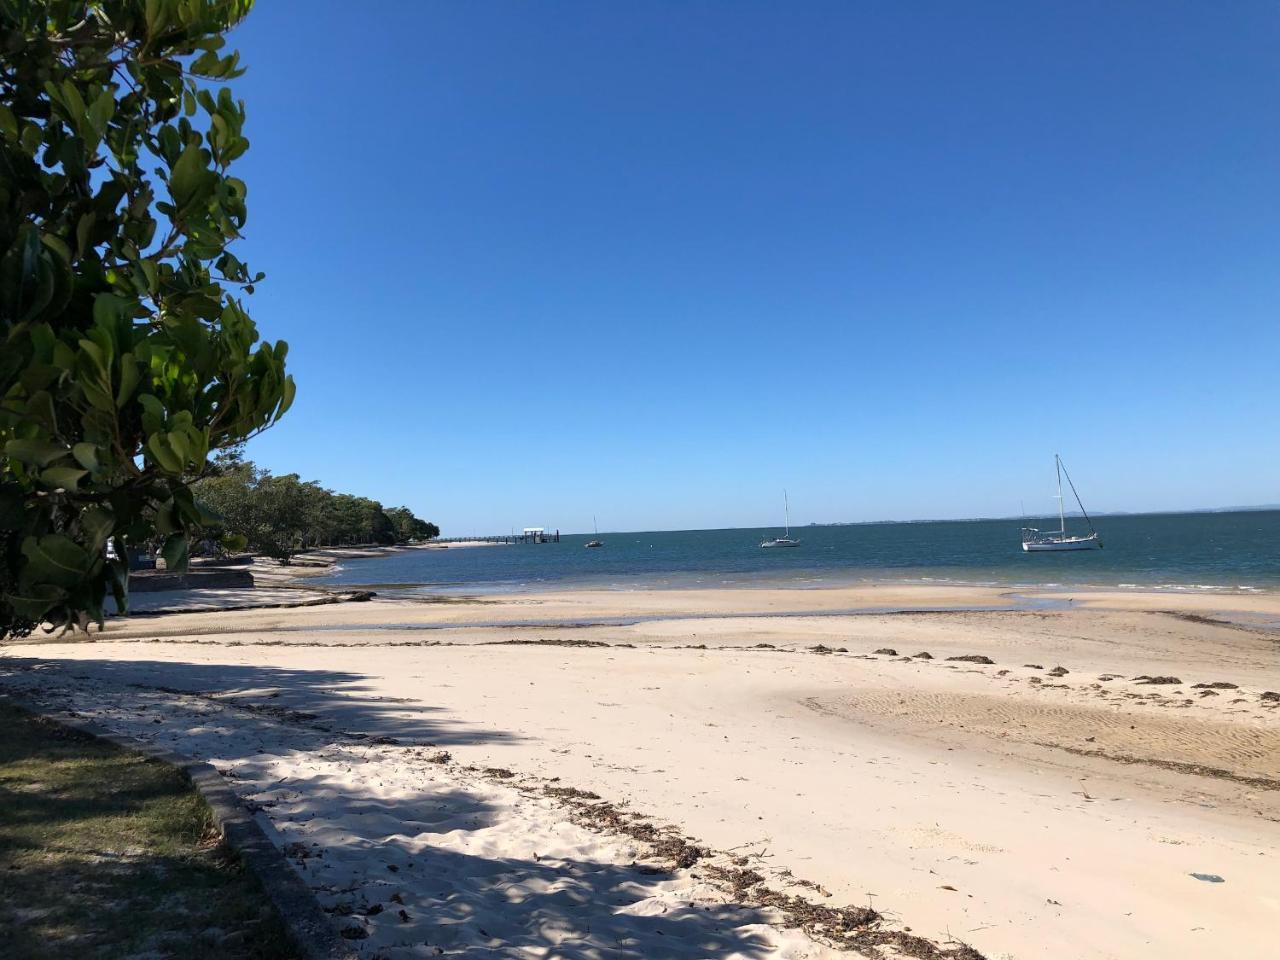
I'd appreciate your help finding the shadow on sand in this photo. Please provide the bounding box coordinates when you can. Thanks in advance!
[1,656,796,959]
[2,655,505,748]
[328,843,785,958]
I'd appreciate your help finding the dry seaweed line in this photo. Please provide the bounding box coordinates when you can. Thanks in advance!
[461,767,989,959]
[1031,741,1280,791]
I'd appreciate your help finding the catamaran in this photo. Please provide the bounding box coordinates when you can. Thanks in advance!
[761,490,801,548]
[585,515,603,548]
[1021,455,1102,551]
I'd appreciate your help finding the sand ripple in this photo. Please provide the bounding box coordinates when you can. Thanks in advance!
[802,689,1280,786]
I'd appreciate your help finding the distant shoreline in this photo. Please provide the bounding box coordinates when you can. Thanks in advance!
[249,540,499,581]
[557,505,1280,537]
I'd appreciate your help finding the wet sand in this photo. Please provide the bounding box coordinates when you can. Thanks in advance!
[4,583,1278,958]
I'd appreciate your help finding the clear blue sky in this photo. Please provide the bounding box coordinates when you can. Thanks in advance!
[227,1,1279,534]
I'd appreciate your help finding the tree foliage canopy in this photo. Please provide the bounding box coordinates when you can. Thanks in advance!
[385,506,439,544]
[192,458,438,560]
[1,0,292,636]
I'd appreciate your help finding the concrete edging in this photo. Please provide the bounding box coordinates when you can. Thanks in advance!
[2,694,355,960]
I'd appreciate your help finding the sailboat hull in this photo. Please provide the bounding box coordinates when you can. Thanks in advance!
[1021,456,1103,552]
[761,490,800,548]
[1022,534,1100,552]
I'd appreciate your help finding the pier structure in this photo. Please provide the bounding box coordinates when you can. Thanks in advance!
[433,528,561,545]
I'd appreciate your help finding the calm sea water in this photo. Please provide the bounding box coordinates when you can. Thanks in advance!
[318,510,1280,596]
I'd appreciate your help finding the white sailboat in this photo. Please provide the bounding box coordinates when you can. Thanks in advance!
[1021,455,1102,551]
[585,515,602,548]
[761,490,801,548]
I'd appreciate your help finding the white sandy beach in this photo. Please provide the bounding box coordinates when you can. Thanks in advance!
[3,583,1278,959]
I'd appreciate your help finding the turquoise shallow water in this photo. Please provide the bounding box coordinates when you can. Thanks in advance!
[318,510,1280,596]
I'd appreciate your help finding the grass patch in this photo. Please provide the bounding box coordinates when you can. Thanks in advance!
[0,701,297,959]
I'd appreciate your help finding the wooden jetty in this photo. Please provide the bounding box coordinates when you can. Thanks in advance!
[434,528,561,545]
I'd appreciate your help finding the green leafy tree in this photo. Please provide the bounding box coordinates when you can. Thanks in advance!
[386,506,438,542]
[295,477,336,547]
[327,493,395,546]
[350,495,396,545]
[1,0,293,636]
[193,462,313,561]
[192,460,436,555]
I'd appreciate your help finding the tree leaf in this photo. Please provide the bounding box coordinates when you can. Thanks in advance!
[88,87,115,137]
[22,535,94,588]
[169,142,213,213]
[80,506,116,552]
[115,354,140,407]
[39,466,88,491]
[72,442,100,472]
[147,433,182,473]
[20,123,41,155]
[5,439,69,467]
[6,584,68,620]
[161,533,189,573]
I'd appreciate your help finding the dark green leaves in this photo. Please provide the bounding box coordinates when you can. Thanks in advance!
[72,443,100,472]
[192,460,438,560]
[161,533,189,573]
[6,584,69,620]
[38,466,88,491]
[80,507,116,552]
[1,0,293,636]
[5,439,69,467]
[168,142,217,216]
[22,535,94,588]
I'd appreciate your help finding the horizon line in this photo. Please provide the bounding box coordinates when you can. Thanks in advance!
[459,503,1280,539]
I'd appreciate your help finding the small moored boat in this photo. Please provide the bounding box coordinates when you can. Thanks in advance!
[761,490,801,548]
[1022,455,1102,551]
[585,516,603,548]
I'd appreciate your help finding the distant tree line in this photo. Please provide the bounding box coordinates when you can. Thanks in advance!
[192,455,438,561]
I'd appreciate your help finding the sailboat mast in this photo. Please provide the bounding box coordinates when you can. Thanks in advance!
[1055,455,1066,535]
[1058,458,1096,535]
[783,489,790,538]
